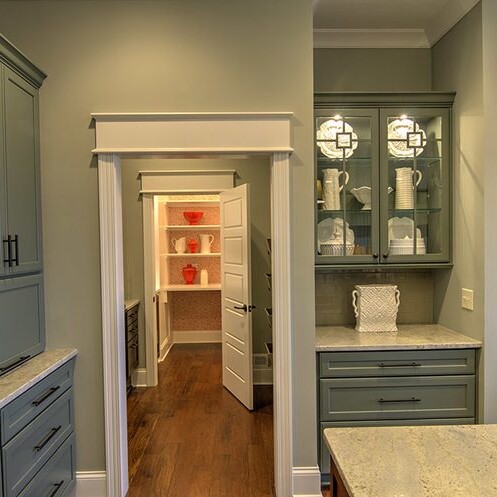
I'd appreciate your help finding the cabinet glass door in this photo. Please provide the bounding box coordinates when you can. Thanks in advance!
[381,108,450,263]
[315,109,379,264]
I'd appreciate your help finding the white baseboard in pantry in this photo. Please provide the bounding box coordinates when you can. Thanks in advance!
[173,329,221,343]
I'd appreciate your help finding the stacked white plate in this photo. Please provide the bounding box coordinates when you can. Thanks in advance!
[389,236,426,255]
[388,217,426,255]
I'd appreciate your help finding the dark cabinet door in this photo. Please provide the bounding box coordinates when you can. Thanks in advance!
[1,66,42,276]
[0,274,45,374]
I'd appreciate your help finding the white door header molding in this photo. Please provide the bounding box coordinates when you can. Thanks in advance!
[92,112,294,155]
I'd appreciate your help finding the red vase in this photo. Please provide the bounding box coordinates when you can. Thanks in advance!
[187,239,199,253]
[182,264,197,285]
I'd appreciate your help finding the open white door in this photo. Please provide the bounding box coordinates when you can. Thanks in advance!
[220,183,254,410]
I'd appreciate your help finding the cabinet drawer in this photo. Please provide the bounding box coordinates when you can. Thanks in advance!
[320,376,475,422]
[1,359,74,444]
[319,349,476,378]
[318,417,475,475]
[17,432,75,497]
[2,388,74,497]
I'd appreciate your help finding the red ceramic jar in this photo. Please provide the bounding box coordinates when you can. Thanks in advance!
[187,238,199,253]
[182,264,197,285]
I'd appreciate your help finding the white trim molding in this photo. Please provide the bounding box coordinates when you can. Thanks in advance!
[73,471,107,497]
[94,112,295,497]
[173,330,222,343]
[292,467,322,497]
[313,28,430,49]
[132,368,147,388]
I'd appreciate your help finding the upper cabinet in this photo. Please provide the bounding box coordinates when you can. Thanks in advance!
[0,36,46,276]
[315,92,455,268]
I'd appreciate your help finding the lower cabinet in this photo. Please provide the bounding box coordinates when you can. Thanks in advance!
[125,302,139,393]
[317,348,477,482]
[0,359,76,497]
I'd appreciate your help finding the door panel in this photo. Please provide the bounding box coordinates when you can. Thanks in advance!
[3,67,42,275]
[220,183,253,410]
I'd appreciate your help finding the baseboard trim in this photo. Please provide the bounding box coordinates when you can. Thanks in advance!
[173,329,221,343]
[72,471,107,497]
[158,335,173,362]
[132,368,147,387]
[292,466,322,497]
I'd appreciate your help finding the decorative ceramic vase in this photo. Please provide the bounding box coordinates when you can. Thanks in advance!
[182,264,198,284]
[395,167,422,210]
[322,168,349,211]
[171,236,186,254]
[187,238,199,253]
[200,269,209,285]
[352,284,400,332]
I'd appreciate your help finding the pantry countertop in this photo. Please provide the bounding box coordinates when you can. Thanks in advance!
[316,324,482,351]
[323,424,497,497]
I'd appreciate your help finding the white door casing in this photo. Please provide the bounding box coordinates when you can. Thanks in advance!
[93,113,303,497]
[220,184,253,410]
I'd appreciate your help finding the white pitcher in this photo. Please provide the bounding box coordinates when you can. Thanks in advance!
[171,236,186,254]
[200,233,214,254]
[323,168,349,211]
[395,167,422,209]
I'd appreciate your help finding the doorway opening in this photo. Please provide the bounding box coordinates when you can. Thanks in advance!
[93,111,295,497]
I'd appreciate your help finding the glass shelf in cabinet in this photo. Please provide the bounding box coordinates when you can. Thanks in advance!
[388,207,442,215]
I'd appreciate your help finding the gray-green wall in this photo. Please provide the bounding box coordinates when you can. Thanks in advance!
[314,48,432,91]
[431,3,485,417]
[0,0,315,471]
[121,158,272,361]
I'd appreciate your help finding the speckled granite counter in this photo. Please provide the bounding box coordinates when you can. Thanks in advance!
[324,424,497,497]
[316,324,482,351]
[0,349,78,409]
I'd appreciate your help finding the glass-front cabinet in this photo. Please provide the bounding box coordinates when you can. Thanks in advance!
[315,92,455,267]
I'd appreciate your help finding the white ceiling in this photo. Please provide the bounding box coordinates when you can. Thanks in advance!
[313,0,480,48]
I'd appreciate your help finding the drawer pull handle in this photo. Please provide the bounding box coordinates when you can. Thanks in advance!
[32,386,60,406]
[378,397,421,403]
[34,425,62,452]
[378,362,422,368]
[0,355,31,374]
[46,480,65,497]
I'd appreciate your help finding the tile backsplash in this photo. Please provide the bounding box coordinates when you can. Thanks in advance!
[316,271,433,326]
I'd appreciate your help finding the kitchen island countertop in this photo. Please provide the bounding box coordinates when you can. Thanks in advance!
[316,324,482,351]
[323,424,497,497]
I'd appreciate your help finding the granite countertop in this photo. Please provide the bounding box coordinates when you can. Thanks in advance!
[0,349,78,409]
[324,424,497,497]
[316,324,482,351]
[124,299,140,311]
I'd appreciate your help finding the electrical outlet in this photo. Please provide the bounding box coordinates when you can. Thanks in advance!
[462,288,474,311]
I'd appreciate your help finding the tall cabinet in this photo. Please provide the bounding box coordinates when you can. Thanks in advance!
[0,35,46,374]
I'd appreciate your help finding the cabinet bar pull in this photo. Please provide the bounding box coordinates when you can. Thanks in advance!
[378,362,422,368]
[12,234,19,265]
[378,397,421,403]
[3,235,12,266]
[0,355,31,373]
[32,386,61,406]
[34,425,62,452]
[46,481,65,497]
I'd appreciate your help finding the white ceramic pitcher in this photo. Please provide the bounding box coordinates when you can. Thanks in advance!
[323,168,350,211]
[395,167,422,209]
[171,236,186,254]
[352,284,400,332]
[200,233,214,254]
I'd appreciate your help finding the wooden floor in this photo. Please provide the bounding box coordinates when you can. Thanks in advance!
[127,343,275,497]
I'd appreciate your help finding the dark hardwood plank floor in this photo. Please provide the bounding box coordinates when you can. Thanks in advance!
[127,343,275,497]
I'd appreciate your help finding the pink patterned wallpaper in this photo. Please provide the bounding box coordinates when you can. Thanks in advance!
[170,291,222,331]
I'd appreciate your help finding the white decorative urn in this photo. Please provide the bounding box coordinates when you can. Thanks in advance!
[352,284,400,332]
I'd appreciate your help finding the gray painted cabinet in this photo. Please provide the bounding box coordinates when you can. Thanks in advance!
[0,359,76,497]
[317,348,476,482]
[315,92,455,268]
[0,35,46,374]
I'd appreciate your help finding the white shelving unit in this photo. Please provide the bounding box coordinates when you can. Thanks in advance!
[161,284,221,292]
[161,224,220,231]
[161,252,221,258]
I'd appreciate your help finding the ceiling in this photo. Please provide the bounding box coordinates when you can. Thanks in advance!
[313,0,480,48]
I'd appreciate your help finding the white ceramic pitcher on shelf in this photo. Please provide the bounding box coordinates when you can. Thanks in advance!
[171,236,186,254]
[394,167,423,209]
[200,233,214,254]
[323,168,349,211]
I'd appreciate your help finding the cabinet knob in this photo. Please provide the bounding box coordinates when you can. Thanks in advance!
[372,253,379,259]
[382,252,389,259]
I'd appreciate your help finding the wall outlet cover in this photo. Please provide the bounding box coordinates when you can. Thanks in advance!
[461,288,474,311]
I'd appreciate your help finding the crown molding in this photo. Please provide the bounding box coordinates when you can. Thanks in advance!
[313,28,430,49]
